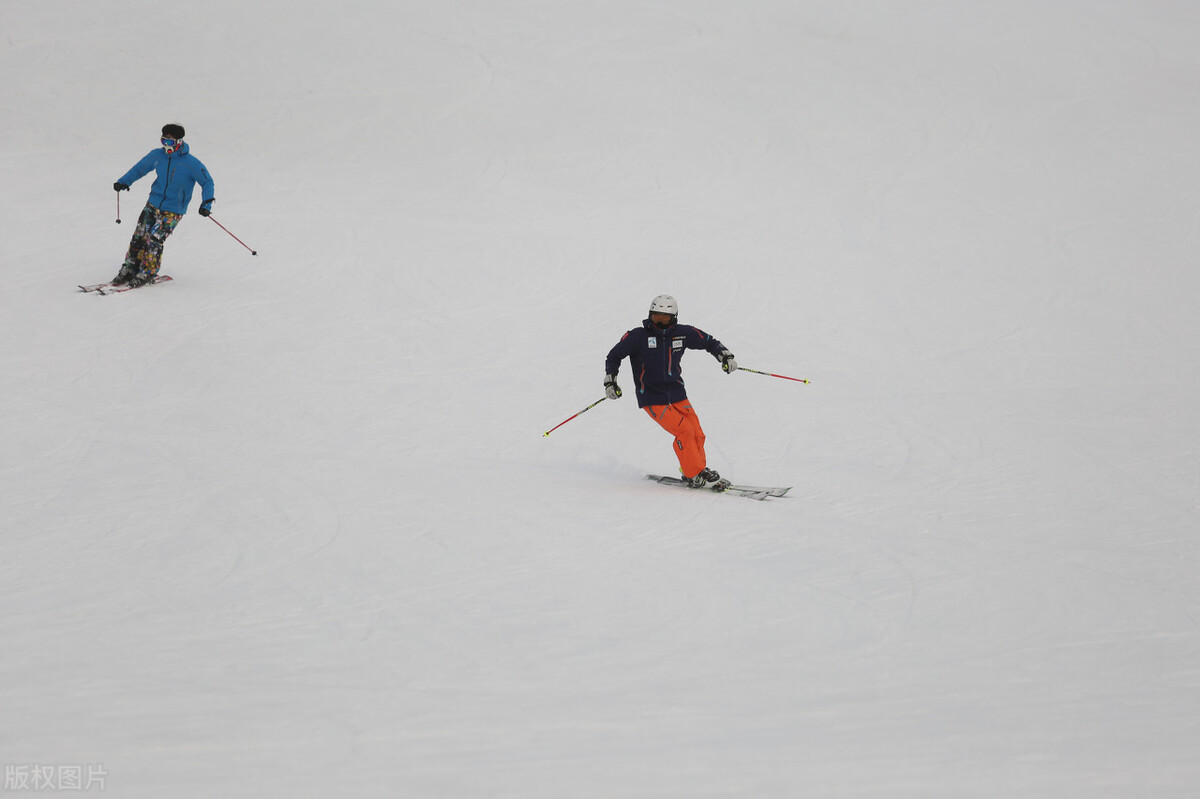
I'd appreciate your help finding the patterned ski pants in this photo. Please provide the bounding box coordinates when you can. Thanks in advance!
[644,400,708,479]
[123,203,182,277]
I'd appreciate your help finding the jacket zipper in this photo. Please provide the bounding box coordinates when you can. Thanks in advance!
[165,153,175,206]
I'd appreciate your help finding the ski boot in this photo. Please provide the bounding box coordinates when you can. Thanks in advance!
[126,269,157,288]
[687,468,731,491]
[111,264,138,286]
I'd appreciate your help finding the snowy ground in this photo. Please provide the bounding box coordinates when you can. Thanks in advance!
[3,1,1200,796]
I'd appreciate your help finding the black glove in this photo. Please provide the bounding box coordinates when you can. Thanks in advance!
[113,182,129,192]
[719,350,738,374]
[198,199,214,217]
[604,374,622,400]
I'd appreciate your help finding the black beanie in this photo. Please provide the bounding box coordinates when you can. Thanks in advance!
[162,123,186,139]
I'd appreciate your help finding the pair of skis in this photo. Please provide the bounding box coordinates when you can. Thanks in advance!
[646,474,790,501]
[78,275,173,295]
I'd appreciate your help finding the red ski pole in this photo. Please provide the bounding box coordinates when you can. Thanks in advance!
[208,215,258,255]
[543,397,607,437]
[736,367,810,384]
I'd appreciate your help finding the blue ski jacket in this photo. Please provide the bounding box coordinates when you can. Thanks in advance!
[605,319,729,408]
[117,142,215,215]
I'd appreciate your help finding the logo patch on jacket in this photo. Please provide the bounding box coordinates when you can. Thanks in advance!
[672,338,684,350]
[648,338,657,348]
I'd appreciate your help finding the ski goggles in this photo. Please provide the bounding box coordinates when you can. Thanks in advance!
[161,137,182,153]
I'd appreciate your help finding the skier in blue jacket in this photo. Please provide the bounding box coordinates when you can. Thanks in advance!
[111,123,215,287]
[605,295,737,489]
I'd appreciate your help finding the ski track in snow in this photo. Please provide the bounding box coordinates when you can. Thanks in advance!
[2,1,1200,797]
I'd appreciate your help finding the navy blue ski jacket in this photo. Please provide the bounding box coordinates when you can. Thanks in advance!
[605,319,729,408]
[117,142,215,215]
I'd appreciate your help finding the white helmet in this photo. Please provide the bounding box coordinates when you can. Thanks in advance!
[649,294,678,316]
[648,294,678,329]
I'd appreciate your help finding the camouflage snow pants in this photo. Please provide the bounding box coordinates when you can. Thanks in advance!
[122,203,182,277]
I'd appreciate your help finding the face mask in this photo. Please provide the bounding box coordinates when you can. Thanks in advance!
[161,137,182,155]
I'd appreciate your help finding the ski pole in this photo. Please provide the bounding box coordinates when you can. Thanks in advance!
[737,367,810,384]
[116,191,121,224]
[208,215,258,256]
[543,397,607,437]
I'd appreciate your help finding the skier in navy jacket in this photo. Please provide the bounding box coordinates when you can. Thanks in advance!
[111,123,215,287]
[605,295,737,489]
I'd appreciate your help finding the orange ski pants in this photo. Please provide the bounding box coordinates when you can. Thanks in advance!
[644,401,707,479]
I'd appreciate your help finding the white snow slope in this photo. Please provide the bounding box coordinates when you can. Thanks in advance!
[3,1,1200,797]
